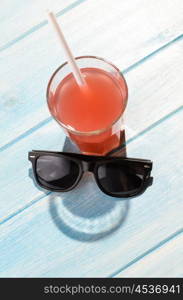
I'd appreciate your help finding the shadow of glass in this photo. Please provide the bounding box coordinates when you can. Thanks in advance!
[29,166,130,242]
[49,173,130,242]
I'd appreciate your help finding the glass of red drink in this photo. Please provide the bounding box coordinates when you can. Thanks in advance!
[47,56,128,155]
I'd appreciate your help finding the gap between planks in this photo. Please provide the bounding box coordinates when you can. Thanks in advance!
[110,228,183,277]
[0,0,87,53]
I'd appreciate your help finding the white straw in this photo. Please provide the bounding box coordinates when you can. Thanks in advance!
[47,11,85,86]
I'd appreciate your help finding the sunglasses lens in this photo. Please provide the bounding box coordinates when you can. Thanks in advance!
[36,155,80,190]
[97,161,143,196]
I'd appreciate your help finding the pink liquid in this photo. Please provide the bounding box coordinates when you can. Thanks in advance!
[48,67,127,155]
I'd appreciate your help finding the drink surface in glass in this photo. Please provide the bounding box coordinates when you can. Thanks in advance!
[47,56,128,155]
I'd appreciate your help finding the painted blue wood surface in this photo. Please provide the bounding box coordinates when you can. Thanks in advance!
[117,233,183,277]
[0,0,82,49]
[0,0,183,277]
[0,38,182,222]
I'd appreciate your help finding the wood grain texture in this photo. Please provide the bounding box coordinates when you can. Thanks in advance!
[116,232,183,277]
[0,0,183,149]
[0,109,182,277]
[0,0,80,49]
[0,38,182,222]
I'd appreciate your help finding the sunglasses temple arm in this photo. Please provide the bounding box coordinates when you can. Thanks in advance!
[146,176,153,187]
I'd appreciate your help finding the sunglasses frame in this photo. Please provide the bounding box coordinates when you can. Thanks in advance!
[29,150,153,198]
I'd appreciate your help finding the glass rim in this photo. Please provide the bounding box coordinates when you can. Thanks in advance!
[46,55,128,136]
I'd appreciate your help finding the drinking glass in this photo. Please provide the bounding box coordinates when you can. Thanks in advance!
[47,56,128,155]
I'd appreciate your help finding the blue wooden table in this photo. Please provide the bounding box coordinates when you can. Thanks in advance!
[0,0,183,277]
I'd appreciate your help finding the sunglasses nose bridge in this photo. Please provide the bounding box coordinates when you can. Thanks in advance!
[82,161,95,173]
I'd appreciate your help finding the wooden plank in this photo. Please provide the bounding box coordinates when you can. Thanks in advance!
[0,0,81,49]
[115,232,183,277]
[1,0,183,149]
[0,38,182,222]
[0,109,182,277]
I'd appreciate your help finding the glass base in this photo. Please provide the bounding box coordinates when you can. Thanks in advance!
[63,129,127,157]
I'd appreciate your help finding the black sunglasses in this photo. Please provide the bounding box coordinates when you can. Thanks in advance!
[28,150,153,198]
